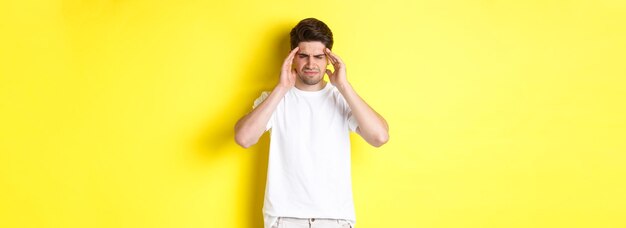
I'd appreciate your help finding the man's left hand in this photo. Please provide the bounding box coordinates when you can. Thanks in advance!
[325,48,349,87]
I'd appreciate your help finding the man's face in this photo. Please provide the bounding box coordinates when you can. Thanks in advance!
[293,41,328,85]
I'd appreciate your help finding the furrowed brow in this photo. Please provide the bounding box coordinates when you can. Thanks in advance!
[298,53,325,57]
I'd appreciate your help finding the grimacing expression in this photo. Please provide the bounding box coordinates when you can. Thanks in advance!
[294,41,328,85]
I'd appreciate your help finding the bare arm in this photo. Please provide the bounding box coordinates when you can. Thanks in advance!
[234,47,299,148]
[325,48,389,147]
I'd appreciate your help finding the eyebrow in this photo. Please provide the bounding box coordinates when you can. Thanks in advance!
[298,53,326,58]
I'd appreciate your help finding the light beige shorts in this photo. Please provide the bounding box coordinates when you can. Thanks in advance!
[272,217,353,228]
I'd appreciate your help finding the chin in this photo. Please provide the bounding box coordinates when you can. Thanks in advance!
[299,74,324,86]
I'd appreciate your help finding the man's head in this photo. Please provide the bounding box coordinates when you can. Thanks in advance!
[290,18,333,86]
[290,18,333,50]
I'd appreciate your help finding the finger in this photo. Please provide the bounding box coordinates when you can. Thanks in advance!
[324,48,337,65]
[326,48,344,65]
[325,69,333,76]
[284,47,299,68]
[288,47,299,62]
[325,48,337,61]
[289,47,299,58]
[327,54,337,67]
[328,56,339,68]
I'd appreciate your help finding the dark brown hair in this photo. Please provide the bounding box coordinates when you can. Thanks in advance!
[290,18,334,50]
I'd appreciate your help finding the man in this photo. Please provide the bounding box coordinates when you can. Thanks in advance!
[234,18,389,228]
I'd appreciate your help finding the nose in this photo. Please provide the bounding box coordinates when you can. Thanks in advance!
[305,57,314,67]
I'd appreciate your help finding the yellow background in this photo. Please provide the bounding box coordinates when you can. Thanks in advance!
[1,0,625,227]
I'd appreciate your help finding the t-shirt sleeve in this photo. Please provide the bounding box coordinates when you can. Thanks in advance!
[347,109,359,132]
[338,92,359,132]
[252,91,273,131]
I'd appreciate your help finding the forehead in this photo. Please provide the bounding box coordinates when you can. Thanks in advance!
[297,41,326,54]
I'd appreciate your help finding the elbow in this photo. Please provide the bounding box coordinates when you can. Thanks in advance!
[370,132,389,148]
[234,132,257,149]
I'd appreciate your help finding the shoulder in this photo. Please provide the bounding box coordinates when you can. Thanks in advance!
[328,84,348,102]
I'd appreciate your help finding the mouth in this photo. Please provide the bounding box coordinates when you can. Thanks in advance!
[303,70,319,76]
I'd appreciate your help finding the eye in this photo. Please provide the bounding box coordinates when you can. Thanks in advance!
[315,56,323,59]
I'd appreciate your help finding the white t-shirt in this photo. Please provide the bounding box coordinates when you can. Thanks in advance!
[252,82,358,228]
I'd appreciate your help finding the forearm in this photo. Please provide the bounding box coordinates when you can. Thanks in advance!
[336,83,389,147]
[234,85,289,148]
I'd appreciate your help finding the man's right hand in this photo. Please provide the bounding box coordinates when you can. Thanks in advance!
[278,47,299,89]
[235,47,300,148]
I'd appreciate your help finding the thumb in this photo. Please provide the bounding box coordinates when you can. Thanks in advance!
[325,69,333,76]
